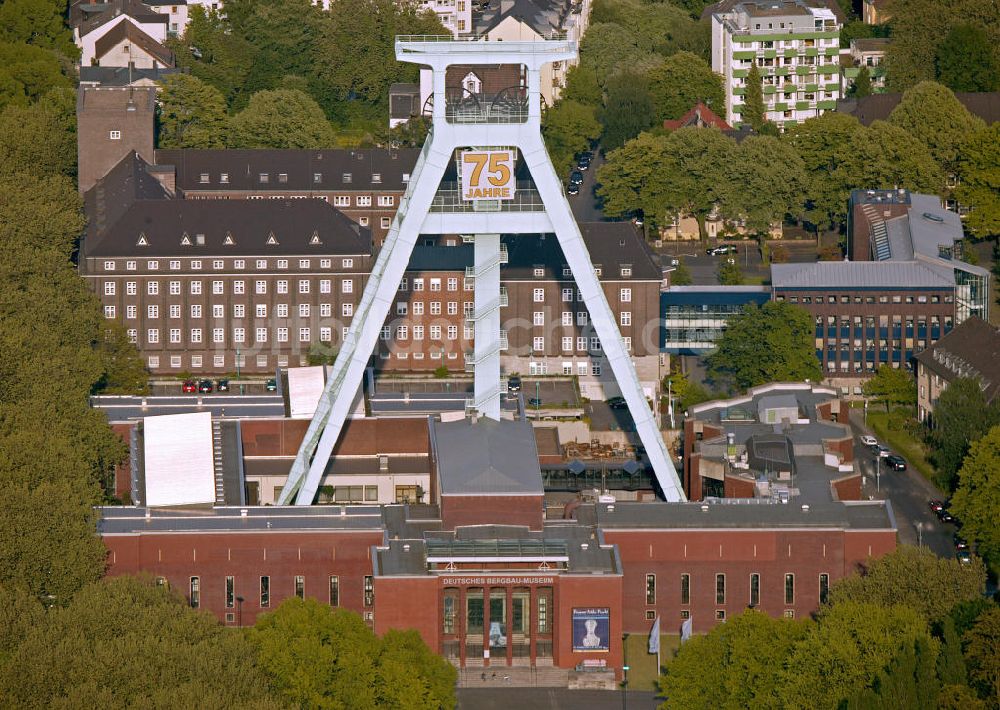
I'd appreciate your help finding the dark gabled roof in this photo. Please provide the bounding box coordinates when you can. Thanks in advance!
[404,224,661,281]
[84,151,171,239]
[84,199,370,258]
[837,92,1000,126]
[82,153,371,258]
[154,148,421,193]
[73,0,167,37]
[914,317,1000,403]
[79,65,184,86]
[476,0,568,37]
[94,18,175,67]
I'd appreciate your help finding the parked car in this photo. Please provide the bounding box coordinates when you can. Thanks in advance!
[957,549,972,565]
[528,397,543,408]
[566,182,580,196]
[937,508,955,524]
[875,445,891,458]
[860,435,878,447]
[669,258,680,266]
[706,245,736,256]
[265,378,278,392]
[631,210,644,226]
[197,379,213,394]
[928,500,945,513]
[182,379,197,393]
[607,396,628,409]
[216,379,230,392]
[886,454,907,471]
[569,170,584,185]
[507,376,522,394]
[954,535,969,551]
[576,153,592,170]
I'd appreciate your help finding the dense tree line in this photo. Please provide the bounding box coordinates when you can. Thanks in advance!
[165,0,444,145]
[0,8,456,707]
[596,81,997,240]
[659,547,997,709]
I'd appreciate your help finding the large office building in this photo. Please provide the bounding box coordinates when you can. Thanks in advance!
[99,414,896,682]
[711,0,842,129]
[771,189,991,390]
[82,152,662,396]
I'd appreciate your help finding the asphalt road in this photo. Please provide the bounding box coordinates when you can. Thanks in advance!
[90,394,285,422]
[568,150,607,224]
[457,688,658,710]
[658,239,821,286]
[848,408,959,559]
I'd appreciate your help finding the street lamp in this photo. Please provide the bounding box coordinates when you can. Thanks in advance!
[236,347,244,395]
[236,595,245,628]
[621,632,629,710]
[915,521,923,547]
[875,454,881,493]
[535,381,540,413]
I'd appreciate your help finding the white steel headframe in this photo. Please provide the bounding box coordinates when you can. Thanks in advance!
[278,35,686,504]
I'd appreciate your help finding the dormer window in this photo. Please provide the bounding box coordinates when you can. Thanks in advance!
[278,173,288,183]
[199,173,210,183]
[342,173,352,183]
[372,173,381,183]
[259,173,269,183]
[220,173,229,183]
[313,173,322,183]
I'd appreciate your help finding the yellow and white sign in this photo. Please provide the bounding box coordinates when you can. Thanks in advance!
[460,149,516,201]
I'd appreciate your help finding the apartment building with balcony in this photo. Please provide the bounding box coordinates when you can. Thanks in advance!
[711,0,842,129]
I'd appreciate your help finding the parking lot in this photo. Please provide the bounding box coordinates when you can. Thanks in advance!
[657,239,821,286]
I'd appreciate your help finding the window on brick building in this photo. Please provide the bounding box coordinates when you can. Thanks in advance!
[646,574,656,605]
[294,575,305,599]
[260,576,270,607]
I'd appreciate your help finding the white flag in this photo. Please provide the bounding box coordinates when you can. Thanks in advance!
[648,616,661,654]
[680,617,693,643]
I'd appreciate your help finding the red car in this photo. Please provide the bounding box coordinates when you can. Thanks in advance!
[182,379,197,393]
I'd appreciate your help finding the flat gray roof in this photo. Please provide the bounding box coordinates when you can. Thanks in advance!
[97,505,387,534]
[431,418,544,496]
[590,500,896,530]
[771,260,954,289]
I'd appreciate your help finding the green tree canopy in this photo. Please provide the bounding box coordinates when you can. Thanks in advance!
[168,7,257,108]
[0,0,78,58]
[885,0,1000,91]
[707,301,822,390]
[658,127,735,239]
[934,23,1000,92]
[251,597,456,709]
[0,89,76,178]
[542,99,601,173]
[949,425,1000,566]
[852,65,873,97]
[669,259,693,286]
[780,602,935,708]
[836,120,945,196]
[928,377,1000,490]
[561,64,602,108]
[955,123,1000,240]
[888,82,985,177]
[600,71,655,150]
[659,610,809,709]
[828,546,986,622]
[962,606,1000,704]
[863,364,917,413]
[784,112,863,231]
[720,135,806,234]
[0,40,72,110]
[157,74,230,149]
[596,132,670,223]
[578,23,650,86]
[718,258,743,285]
[646,51,725,122]
[741,63,766,132]
[0,576,282,707]
[590,0,708,60]
[229,89,336,148]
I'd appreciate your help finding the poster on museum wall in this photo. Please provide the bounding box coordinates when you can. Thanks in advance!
[572,607,610,652]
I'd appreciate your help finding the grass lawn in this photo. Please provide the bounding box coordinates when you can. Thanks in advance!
[866,410,941,488]
[623,632,679,693]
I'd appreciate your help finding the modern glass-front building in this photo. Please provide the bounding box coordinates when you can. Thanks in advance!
[661,286,771,354]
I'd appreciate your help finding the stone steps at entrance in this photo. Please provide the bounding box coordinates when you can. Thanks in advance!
[456,666,569,688]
